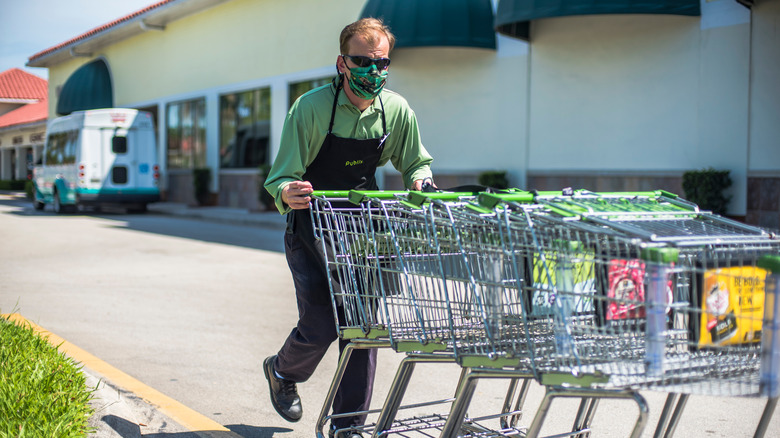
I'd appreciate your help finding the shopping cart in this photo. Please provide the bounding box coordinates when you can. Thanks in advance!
[358,190,535,437]
[312,190,502,438]
[361,190,635,438]
[479,189,780,438]
[412,193,652,438]
[309,190,404,438]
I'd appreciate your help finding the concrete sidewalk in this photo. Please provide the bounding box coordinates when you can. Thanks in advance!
[44,199,281,438]
[88,201,283,437]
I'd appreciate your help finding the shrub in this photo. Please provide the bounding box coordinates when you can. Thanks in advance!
[478,171,509,190]
[25,180,35,200]
[682,168,732,215]
[0,180,27,191]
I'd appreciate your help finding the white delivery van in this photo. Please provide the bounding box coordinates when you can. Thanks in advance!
[32,108,160,213]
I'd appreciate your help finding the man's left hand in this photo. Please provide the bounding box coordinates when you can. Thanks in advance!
[412,177,435,191]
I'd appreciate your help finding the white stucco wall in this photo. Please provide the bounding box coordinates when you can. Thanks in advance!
[527,11,753,214]
[386,41,528,186]
[109,0,364,104]
[749,0,780,174]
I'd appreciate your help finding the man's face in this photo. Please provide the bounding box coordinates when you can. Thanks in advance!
[338,31,390,76]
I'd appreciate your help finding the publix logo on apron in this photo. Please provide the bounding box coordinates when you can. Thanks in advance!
[345,160,364,167]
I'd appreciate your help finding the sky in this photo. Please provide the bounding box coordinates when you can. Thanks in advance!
[0,0,159,79]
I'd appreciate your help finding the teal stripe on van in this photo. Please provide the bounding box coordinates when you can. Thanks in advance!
[77,188,160,195]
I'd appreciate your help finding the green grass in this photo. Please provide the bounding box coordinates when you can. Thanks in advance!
[0,315,94,438]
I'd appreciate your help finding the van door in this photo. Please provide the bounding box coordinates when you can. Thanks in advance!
[102,127,134,189]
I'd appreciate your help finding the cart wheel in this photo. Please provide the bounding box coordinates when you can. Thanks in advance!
[33,197,44,211]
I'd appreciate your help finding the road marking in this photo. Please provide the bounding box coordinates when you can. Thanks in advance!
[5,313,241,438]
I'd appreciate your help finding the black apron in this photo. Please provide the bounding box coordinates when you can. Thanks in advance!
[287,78,388,266]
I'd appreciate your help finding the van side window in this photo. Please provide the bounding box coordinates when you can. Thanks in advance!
[63,130,78,164]
[112,136,128,154]
[45,132,65,165]
[44,136,55,165]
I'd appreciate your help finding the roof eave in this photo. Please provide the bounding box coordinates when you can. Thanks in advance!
[27,0,230,68]
[0,119,47,134]
[0,98,40,104]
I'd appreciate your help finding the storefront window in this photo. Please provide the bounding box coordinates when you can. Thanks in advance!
[166,98,206,169]
[288,77,330,108]
[219,87,271,168]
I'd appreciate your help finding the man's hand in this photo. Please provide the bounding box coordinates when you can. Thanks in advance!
[412,177,435,191]
[282,180,314,209]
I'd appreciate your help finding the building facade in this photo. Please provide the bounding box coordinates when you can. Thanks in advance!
[25,0,780,228]
[0,69,48,183]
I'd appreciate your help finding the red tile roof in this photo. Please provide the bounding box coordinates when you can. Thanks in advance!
[29,0,175,63]
[0,99,48,129]
[0,68,47,101]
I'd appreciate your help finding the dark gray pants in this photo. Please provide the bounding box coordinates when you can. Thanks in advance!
[274,216,377,428]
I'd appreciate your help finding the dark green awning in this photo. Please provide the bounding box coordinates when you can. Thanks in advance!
[496,0,701,40]
[361,0,496,50]
[56,59,113,116]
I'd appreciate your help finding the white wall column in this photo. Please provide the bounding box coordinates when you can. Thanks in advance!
[0,148,11,180]
[205,93,220,192]
[14,146,27,180]
[269,77,289,164]
[157,102,168,192]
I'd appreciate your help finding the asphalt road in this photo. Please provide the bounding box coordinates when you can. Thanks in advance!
[0,191,777,437]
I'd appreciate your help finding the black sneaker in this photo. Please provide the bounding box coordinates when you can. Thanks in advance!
[263,355,303,422]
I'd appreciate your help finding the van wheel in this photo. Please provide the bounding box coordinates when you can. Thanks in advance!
[53,189,63,213]
[53,189,72,214]
[33,197,44,211]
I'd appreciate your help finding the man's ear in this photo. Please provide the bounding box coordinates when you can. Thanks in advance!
[336,55,346,74]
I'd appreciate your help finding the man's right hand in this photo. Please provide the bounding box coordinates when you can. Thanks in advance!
[281,180,314,210]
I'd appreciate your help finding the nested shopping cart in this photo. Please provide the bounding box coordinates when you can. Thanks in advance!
[359,190,627,438]
[479,189,780,438]
[311,190,505,438]
[314,189,556,438]
[407,193,653,438]
[310,190,405,438]
[362,190,534,437]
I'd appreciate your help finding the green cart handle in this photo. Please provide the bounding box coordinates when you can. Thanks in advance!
[595,189,679,199]
[406,190,483,208]
[533,189,679,200]
[478,191,535,209]
[311,190,352,199]
[348,190,411,205]
[464,202,497,215]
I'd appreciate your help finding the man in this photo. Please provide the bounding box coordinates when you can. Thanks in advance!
[263,18,434,437]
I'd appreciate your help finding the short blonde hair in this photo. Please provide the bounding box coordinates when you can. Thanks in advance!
[339,18,396,54]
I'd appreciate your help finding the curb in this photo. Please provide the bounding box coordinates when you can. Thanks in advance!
[85,370,142,438]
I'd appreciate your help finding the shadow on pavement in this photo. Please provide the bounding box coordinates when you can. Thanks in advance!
[227,424,294,438]
[99,213,286,253]
[0,193,285,253]
[103,415,292,437]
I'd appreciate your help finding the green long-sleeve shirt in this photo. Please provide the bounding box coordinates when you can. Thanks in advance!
[264,79,433,214]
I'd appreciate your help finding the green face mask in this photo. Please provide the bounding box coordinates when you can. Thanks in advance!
[345,65,388,100]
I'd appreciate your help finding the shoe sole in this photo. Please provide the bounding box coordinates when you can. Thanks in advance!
[263,356,302,423]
